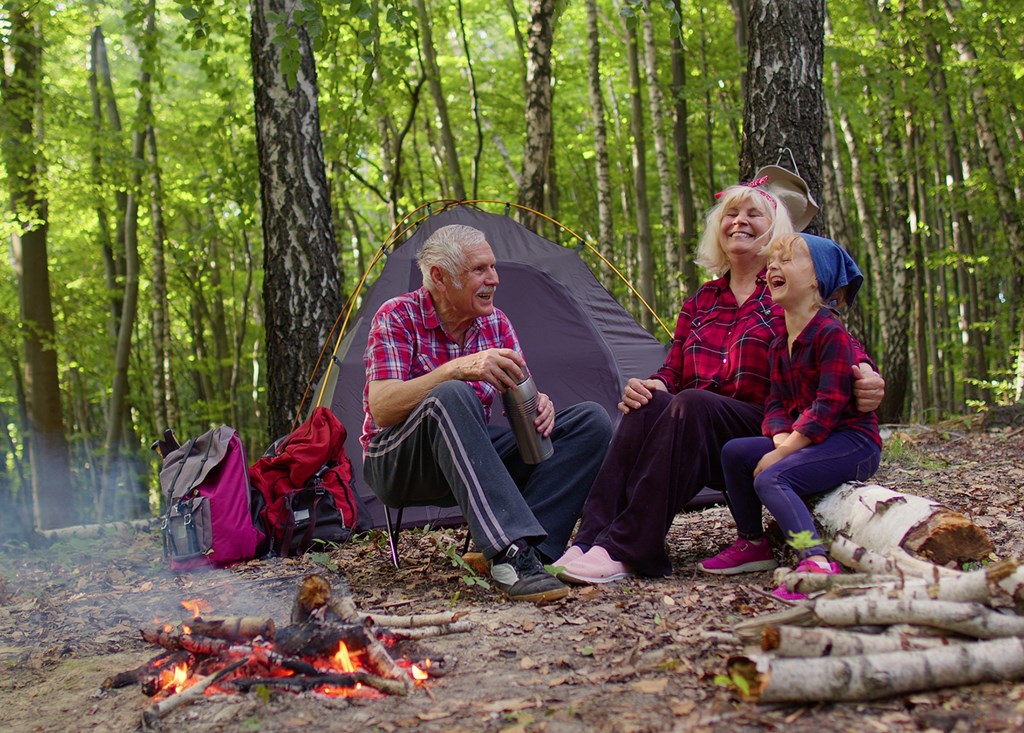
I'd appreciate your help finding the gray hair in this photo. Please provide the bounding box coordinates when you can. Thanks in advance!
[695,186,794,276]
[417,224,489,292]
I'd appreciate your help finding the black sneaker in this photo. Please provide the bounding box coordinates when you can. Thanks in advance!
[490,542,568,603]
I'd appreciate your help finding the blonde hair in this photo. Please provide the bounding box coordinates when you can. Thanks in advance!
[765,233,827,309]
[695,186,795,276]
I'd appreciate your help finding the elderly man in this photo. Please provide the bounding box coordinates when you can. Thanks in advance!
[360,224,612,603]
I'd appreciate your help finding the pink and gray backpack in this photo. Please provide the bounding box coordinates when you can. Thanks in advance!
[159,426,265,570]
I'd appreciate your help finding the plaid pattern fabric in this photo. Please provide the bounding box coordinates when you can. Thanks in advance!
[360,286,521,450]
[651,273,782,407]
[762,309,881,447]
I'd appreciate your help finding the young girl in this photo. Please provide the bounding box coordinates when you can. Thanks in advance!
[697,233,882,599]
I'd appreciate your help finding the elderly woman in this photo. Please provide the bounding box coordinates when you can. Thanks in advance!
[555,167,884,583]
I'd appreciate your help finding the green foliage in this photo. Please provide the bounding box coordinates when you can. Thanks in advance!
[784,530,820,553]
[712,671,749,696]
[445,543,491,590]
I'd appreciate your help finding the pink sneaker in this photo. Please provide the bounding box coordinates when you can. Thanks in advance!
[557,545,631,585]
[552,545,585,569]
[773,557,841,601]
[697,538,777,575]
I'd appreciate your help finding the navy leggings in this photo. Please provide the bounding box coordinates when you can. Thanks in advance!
[722,430,881,557]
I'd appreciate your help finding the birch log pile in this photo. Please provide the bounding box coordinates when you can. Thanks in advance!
[726,531,1024,703]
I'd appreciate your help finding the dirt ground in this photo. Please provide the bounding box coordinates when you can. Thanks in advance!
[1,421,1023,733]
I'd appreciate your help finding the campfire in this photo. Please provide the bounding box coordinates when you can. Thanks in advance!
[104,575,470,727]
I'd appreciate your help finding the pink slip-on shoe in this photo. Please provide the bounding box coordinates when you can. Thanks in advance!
[557,545,631,585]
[552,545,586,569]
[697,538,778,575]
[773,557,841,601]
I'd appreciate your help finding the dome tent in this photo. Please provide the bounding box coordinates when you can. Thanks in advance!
[312,201,715,530]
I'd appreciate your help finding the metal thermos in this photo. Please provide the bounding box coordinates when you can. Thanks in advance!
[502,367,554,464]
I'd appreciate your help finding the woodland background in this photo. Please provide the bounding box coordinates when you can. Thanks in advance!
[1,0,1022,537]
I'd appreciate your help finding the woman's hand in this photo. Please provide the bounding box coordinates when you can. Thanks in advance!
[852,363,885,413]
[618,378,667,415]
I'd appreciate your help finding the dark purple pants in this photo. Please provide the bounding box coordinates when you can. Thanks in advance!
[572,389,763,576]
[722,431,881,558]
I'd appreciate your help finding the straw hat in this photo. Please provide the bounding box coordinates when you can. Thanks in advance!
[750,165,819,232]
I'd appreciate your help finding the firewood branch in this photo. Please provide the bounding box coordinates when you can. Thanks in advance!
[727,637,1024,702]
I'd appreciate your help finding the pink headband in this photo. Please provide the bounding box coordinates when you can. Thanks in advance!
[714,174,777,208]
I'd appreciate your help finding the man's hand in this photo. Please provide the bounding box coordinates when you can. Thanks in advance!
[852,362,885,413]
[618,377,667,415]
[535,392,555,437]
[450,348,525,391]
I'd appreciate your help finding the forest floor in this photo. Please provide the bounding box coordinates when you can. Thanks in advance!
[1,419,1023,733]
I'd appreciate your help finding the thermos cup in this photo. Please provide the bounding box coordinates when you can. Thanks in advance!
[502,367,554,464]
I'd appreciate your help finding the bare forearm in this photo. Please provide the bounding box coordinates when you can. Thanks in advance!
[368,368,456,427]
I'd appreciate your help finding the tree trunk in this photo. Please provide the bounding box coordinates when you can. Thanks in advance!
[624,19,654,331]
[140,7,175,437]
[102,20,146,517]
[454,0,483,201]
[671,1,698,298]
[641,1,677,311]
[3,4,75,530]
[413,0,465,200]
[251,0,343,441]
[739,0,824,228]
[584,0,615,293]
[518,0,555,233]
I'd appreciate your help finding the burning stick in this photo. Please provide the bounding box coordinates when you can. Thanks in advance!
[189,616,276,641]
[224,671,410,696]
[141,657,246,730]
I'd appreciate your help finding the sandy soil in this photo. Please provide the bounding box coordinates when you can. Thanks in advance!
[1,422,1022,733]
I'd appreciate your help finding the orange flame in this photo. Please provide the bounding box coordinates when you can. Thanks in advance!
[159,662,190,695]
[410,664,429,681]
[333,641,356,673]
[181,599,211,618]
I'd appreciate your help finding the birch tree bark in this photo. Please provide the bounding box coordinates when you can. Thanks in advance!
[251,0,343,440]
[640,1,678,309]
[584,0,615,293]
[739,0,824,229]
[670,0,697,297]
[624,17,655,330]
[2,3,75,529]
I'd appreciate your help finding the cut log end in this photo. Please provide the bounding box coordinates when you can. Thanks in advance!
[726,656,768,701]
[903,509,994,565]
[760,625,781,652]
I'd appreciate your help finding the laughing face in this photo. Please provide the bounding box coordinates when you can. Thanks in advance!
[443,242,500,321]
[766,235,819,309]
[719,195,773,263]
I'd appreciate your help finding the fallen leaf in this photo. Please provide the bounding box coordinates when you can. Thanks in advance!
[671,700,696,715]
[631,678,669,694]
[480,698,538,713]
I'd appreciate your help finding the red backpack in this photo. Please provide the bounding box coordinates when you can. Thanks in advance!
[249,407,363,556]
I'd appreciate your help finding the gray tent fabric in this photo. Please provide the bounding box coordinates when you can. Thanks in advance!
[325,204,706,530]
